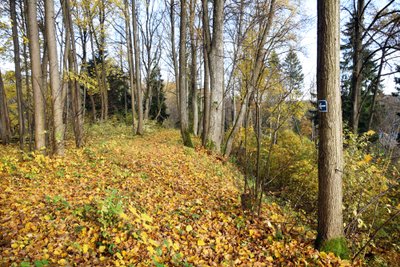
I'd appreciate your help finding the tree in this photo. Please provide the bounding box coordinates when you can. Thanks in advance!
[27,0,46,152]
[282,49,304,95]
[132,0,144,135]
[203,0,224,151]
[123,0,136,131]
[45,0,65,155]
[10,0,25,149]
[179,0,193,147]
[149,66,169,124]
[0,71,11,145]
[316,0,348,257]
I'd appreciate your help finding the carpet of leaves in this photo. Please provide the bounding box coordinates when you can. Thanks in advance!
[0,127,360,266]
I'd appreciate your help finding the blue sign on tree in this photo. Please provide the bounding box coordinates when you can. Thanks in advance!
[318,100,328,112]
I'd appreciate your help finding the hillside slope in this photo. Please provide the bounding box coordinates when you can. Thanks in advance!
[0,126,355,266]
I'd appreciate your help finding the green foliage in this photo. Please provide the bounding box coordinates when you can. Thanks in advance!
[148,66,169,124]
[319,237,350,260]
[96,189,125,234]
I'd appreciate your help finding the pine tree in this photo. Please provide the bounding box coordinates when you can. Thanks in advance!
[282,49,304,94]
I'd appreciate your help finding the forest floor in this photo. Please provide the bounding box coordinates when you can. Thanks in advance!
[0,124,358,266]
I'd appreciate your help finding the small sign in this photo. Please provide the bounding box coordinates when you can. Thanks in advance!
[318,100,328,112]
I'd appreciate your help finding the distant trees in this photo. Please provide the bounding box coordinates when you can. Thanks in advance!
[341,0,400,133]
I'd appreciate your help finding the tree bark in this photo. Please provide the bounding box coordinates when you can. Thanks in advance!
[169,0,180,113]
[27,0,46,152]
[189,0,198,135]
[124,0,136,131]
[207,0,224,152]
[132,0,144,134]
[45,0,65,155]
[10,0,25,149]
[0,71,11,145]
[179,0,193,147]
[316,0,346,251]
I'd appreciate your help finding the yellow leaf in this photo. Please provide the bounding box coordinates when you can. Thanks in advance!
[141,213,153,223]
[364,154,372,163]
[82,244,89,253]
[115,252,123,260]
[58,259,67,266]
[11,243,18,249]
[115,236,121,244]
[197,238,206,246]
[172,242,180,251]
[99,245,106,253]
[119,212,128,220]
[186,225,193,232]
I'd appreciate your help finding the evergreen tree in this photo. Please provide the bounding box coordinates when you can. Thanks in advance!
[340,11,380,133]
[149,66,169,124]
[282,49,304,94]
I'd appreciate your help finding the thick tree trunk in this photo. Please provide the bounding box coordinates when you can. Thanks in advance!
[10,0,25,149]
[124,0,136,131]
[179,0,193,147]
[207,0,224,152]
[316,0,346,253]
[350,0,364,134]
[27,0,46,152]
[132,0,143,134]
[0,71,12,145]
[45,0,65,155]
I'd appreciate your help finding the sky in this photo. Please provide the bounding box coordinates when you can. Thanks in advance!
[1,0,397,96]
[298,0,397,96]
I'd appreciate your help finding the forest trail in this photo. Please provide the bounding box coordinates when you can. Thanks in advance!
[0,126,352,266]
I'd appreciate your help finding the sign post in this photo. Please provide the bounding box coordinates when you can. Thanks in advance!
[318,100,328,112]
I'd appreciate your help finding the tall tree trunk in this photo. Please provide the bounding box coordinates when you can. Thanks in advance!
[350,0,364,134]
[10,0,25,149]
[124,0,136,131]
[27,0,46,152]
[132,0,143,134]
[315,0,346,254]
[0,71,12,145]
[179,0,193,147]
[201,0,211,146]
[189,0,198,135]
[63,0,84,147]
[170,0,180,113]
[207,0,224,152]
[22,0,33,150]
[45,0,65,155]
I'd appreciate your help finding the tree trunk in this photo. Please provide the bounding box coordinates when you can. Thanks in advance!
[27,0,46,152]
[170,0,180,113]
[350,0,364,134]
[189,0,198,135]
[207,0,224,152]
[132,0,143,134]
[0,71,12,145]
[45,0,65,155]
[63,0,84,147]
[315,0,346,255]
[179,0,193,147]
[124,0,136,131]
[10,0,25,149]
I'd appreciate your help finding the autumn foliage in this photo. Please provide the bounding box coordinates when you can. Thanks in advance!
[1,125,357,266]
